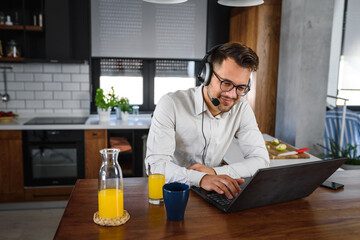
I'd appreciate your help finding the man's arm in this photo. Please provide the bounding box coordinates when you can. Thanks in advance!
[145,94,207,187]
[213,103,270,178]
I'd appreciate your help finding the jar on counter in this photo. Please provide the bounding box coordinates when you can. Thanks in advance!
[6,40,20,58]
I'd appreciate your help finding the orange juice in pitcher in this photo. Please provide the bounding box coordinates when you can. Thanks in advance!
[98,189,124,218]
[98,148,124,218]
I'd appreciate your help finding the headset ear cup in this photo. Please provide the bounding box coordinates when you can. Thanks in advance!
[203,62,212,86]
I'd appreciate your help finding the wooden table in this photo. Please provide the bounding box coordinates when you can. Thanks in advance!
[55,171,360,240]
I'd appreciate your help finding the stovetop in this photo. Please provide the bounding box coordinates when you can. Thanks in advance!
[24,117,88,125]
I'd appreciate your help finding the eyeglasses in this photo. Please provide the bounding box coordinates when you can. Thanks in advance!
[213,71,250,96]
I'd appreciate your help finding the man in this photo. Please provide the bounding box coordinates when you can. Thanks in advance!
[145,42,269,199]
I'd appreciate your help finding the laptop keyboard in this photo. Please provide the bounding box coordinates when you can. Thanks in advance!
[206,192,233,206]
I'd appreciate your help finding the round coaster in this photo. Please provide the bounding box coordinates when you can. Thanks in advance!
[93,210,130,226]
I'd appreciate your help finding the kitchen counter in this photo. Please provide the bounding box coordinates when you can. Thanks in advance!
[0,114,152,130]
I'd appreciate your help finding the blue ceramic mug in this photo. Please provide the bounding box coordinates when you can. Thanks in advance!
[163,182,189,221]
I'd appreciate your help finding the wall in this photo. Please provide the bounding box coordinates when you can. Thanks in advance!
[0,63,90,116]
[275,0,335,155]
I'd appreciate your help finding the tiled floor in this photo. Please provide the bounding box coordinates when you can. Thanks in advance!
[0,201,67,240]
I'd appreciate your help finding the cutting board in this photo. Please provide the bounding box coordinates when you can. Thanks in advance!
[265,141,310,159]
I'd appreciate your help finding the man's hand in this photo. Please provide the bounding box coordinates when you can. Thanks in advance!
[200,175,245,199]
[187,163,216,175]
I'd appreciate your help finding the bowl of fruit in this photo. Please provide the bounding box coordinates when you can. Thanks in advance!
[0,111,18,122]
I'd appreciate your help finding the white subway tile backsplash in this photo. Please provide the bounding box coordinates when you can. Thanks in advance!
[54,74,71,82]
[15,73,34,82]
[16,91,34,100]
[62,64,80,73]
[34,73,53,82]
[0,73,15,81]
[54,92,71,100]
[81,100,90,109]
[11,64,24,73]
[63,83,80,91]
[0,101,6,108]
[17,109,36,114]
[80,82,90,91]
[26,100,44,109]
[2,62,90,114]
[63,100,80,109]
[7,100,25,109]
[35,91,53,100]
[72,91,89,100]
[35,109,54,114]
[43,64,62,73]
[80,64,89,74]
[54,109,72,114]
[8,82,25,91]
[45,100,62,109]
[6,91,16,99]
[44,82,62,91]
[25,82,43,91]
[72,109,90,115]
[71,74,89,82]
[24,63,43,73]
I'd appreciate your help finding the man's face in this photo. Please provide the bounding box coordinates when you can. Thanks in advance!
[208,57,252,113]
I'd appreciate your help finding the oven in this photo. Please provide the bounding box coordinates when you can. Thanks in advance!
[23,130,85,187]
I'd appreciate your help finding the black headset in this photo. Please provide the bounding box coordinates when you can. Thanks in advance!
[196,44,252,89]
[197,45,221,86]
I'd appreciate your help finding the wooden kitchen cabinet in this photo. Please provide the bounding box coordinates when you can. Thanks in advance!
[0,0,89,63]
[0,0,44,62]
[84,129,108,179]
[0,130,24,202]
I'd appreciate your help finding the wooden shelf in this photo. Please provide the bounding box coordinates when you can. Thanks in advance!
[25,25,43,31]
[0,24,43,31]
[0,24,23,30]
[0,57,25,62]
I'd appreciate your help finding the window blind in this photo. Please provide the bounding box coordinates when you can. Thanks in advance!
[91,0,207,59]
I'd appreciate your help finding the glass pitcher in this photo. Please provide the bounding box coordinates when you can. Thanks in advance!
[98,148,124,218]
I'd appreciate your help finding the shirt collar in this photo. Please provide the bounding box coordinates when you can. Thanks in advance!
[195,86,206,115]
[194,85,235,119]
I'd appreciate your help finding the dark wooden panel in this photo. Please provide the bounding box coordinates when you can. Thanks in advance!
[0,130,24,202]
[84,130,108,179]
[229,0,282,136]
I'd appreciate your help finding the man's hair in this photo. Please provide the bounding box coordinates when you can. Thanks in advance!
[209,42,259,72]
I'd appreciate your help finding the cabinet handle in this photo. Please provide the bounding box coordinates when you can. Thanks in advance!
[92,133,98,136]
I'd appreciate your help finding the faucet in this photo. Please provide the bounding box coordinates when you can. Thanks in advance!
[0,65,13,102]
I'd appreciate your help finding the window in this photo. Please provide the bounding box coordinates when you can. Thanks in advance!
[91,58,200,113]
[99,59,143,105]
[337,0,360,107]
[154,60,196,104]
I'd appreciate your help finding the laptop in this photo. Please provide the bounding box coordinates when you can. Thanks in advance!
[191,158,348,212]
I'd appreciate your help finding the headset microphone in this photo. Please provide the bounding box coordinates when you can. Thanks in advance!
[206,87,220,107]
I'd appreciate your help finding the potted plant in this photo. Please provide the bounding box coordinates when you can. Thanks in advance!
[319,138,360,169]
[115,97,132,122]
[95,87,117,122]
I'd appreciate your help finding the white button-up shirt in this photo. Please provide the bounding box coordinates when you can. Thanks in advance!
[145,86,269,187]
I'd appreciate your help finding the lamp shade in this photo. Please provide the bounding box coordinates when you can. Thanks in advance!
[218,0,264,7]
[143,0,188,4]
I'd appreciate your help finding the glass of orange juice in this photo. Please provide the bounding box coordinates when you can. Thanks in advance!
[148,163,166,204]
